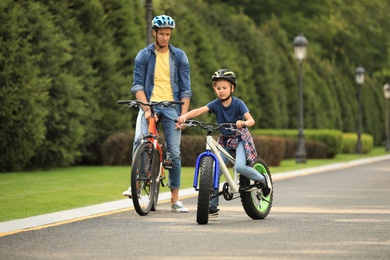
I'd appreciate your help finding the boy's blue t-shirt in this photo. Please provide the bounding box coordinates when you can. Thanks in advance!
[206,96,249,136]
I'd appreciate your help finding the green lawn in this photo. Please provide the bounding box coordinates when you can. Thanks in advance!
[0,147,388,222]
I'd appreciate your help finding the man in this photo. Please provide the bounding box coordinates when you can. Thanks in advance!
[122,15,192,213]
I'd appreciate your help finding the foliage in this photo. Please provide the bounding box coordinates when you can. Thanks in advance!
[253,129,344,158]
[341,133,374,154]
[1,0,389,172]
[0,0,50,171]
[101,131,133,165]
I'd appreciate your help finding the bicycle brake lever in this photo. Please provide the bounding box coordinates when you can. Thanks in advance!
[225,127,241,132]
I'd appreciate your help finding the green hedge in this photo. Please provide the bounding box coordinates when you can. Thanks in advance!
[341,133,374,154]
[252,129,343,158]
[101,131,329,167]
[281,138,329,159]
[102,130,376,167]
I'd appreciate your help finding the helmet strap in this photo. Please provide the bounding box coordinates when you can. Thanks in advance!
[220,88,233,102]
[218,84,234,102]
[220,93,231,102]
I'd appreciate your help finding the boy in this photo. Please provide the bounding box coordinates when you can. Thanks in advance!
[177,69,272,218]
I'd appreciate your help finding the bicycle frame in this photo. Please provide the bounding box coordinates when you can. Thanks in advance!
[191,123,262,197]
[141,110,165,183]
[178,119,273,223]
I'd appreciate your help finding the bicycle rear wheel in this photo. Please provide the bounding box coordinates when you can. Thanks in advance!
[131,143,156,216]
[240,158,273,219]
[196,156,214,225]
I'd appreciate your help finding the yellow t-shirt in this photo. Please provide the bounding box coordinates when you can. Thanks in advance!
[151,50,173,101]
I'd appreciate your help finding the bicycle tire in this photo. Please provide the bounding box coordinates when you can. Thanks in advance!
[196,156,214,225]
[240,158,273,219]
[131,143,156,216]
[151,149,161,211]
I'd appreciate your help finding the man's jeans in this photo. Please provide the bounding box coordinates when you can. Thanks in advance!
[133,106,182,189]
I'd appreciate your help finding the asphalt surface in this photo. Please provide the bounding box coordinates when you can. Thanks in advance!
[0,155,389,260]
[1,155,389,235]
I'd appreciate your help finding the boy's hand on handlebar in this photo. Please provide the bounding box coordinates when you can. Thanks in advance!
[176,116,187,129]
[177,116,186,124]
[236,120,245,129]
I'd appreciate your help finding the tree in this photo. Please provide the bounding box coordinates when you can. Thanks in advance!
[0,0,50,172]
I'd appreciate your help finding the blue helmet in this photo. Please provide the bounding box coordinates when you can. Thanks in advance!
[152,15,175,29]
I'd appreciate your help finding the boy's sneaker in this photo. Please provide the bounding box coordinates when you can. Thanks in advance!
[209,208,220,218]
[122,187,132,197]
[261,173,272,197]
[171,201,189,213]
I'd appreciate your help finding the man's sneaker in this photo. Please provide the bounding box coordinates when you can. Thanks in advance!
[209,208,220,218]
[261,173,272,197]
[171,201,189,213]
[122,187,132,198]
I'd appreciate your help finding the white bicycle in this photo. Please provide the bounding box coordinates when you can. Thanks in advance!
[177,119,273,224]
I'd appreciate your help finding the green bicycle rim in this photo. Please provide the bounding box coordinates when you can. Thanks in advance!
[253,162,272,212]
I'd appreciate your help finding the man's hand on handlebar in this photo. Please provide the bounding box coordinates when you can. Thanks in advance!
[143,109,155,122]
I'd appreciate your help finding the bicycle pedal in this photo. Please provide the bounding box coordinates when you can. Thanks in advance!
[160,176,167,187]
[162,160,173,170]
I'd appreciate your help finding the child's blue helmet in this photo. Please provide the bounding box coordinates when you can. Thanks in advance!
[152,15,175,29]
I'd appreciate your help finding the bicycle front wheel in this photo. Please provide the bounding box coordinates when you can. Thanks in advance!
[131,143,156,216]
[240,158,273,219]
[196,156,214,225]
[151,149,161,211]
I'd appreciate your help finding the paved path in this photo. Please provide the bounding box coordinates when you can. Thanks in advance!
[1,154,389,235]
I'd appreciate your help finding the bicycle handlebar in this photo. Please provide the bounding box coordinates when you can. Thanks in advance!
[117,100,184,107]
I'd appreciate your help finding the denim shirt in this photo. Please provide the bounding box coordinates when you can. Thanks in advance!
[131,43,192,115]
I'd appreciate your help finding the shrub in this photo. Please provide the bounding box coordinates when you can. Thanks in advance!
[252,129,343,158]
[341,133,374,154]
[101,131,134,166]
[282,139,328,159]
[253,136,285,166]
[100,129,334,167]
[180,135,209,166]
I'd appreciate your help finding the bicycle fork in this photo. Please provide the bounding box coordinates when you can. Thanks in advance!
[193,151,219,191]
[193,134,218,190]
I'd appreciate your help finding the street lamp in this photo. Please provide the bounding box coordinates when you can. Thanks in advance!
[146,0,153,45]
[383,83,390,151]
[355,66,365,154]
[293,33,308,163]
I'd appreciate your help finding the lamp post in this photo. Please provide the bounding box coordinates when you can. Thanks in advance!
[293,33,308,163]
[146,0,153,45]
[383,83,390,151]
[355,66,365,154]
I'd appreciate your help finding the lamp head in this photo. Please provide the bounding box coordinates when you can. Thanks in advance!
[293,34,308,61]
[384,83,390,99]
[355,66,365,85]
